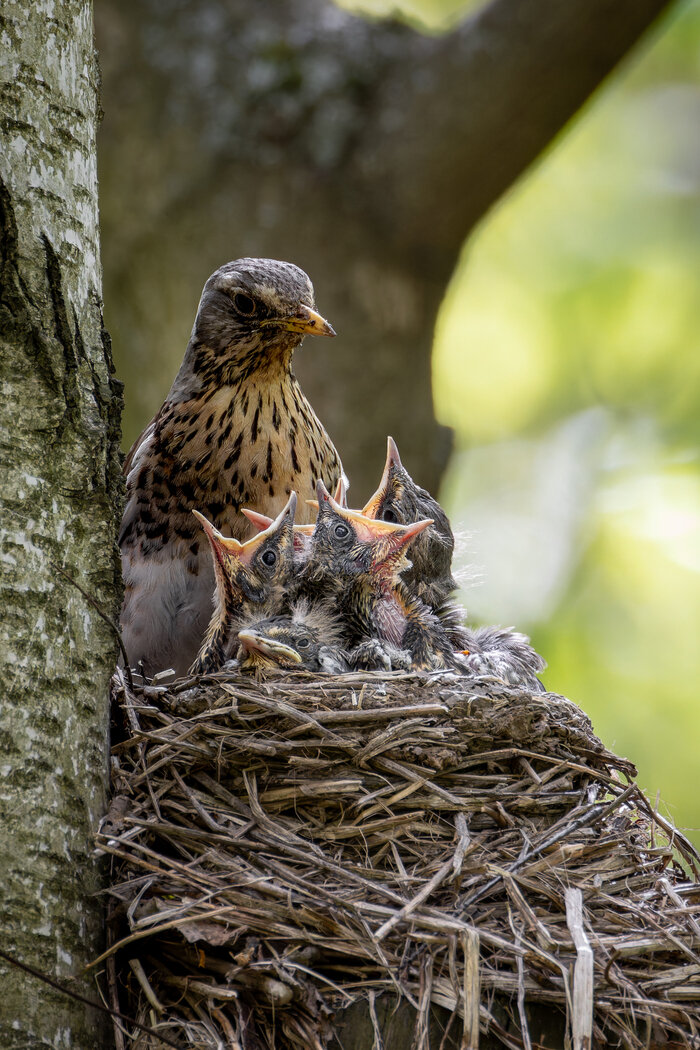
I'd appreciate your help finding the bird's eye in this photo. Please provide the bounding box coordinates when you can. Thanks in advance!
[334,522,350,539]
[297,637,310,648]
[381,507,399,523]
[261,550,277,566]
[233,293,257,316]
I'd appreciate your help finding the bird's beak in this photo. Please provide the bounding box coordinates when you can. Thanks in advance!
[193,509,237,548]
[241,507,274,534]
[306,477,347,515]
[237,629,303,665]
[366,516,433,576]
[242,506,313,544]
[192,509,244,575]
[278,304,336,338]
[362,436,403,518]
[232,491,297,565]
[365,516,433,556]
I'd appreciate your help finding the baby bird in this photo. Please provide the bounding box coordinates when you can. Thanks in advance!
[119,258,343,677]
[190,492,297,675]
[297,481,453,670]
[241,508,316,563]
[457,625,547,693]
[363,438,546,688]
[236,602,349,674]
[362,437,456,611]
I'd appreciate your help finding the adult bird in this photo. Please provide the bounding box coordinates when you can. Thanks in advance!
[189,492,297,675]
[119,258,343,677]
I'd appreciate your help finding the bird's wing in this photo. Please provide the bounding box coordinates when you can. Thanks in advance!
[123,412,160,476]
[317,646,350,674]
[119,419,159,548]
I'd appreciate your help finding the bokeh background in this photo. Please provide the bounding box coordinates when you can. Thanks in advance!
[97,0,699,841]
[431,0,700,842]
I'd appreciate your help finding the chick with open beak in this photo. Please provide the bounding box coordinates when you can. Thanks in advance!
[241,477,348,566]
[293,480,455,670]
[361,439,546,682]
[189,492,297,674]
[361,437,457,611]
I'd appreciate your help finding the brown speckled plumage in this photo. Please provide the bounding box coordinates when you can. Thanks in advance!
[119,258,343,677]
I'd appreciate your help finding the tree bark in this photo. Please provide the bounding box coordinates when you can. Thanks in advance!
[96,0,672,499]
[0,2,122,1046]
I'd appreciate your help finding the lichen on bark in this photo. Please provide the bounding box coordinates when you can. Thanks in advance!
[0,2,122,1046]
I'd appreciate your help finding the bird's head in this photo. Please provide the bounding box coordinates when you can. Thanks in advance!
[193,490,297,609]
[237,601,346,673]
[306,480,433,589]
[362,437,455,586]
[183,258,335,388]
[237,619,308,672]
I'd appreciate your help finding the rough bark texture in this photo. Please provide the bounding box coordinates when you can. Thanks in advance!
[97,0,672,499]
[0,2,122,1046]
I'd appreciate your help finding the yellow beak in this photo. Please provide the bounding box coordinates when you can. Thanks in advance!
[238,630,303,665]
[362,436,403,518]
[275,304,336,338]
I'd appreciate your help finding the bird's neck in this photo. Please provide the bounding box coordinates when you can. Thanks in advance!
[168,343,295,404]
[169,336,296,402]
[191,579,246,673]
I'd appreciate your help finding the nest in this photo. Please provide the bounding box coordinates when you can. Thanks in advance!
[97,668,700,1049]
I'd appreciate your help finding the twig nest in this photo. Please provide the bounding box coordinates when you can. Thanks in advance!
[99,669,700,1050]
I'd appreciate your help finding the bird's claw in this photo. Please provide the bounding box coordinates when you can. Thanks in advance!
[348,639,411,672]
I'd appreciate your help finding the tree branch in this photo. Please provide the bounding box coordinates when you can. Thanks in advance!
[359,0,673,250]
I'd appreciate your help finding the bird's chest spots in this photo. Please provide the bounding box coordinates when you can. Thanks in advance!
[205,382,335,521]
[146,376,338,539]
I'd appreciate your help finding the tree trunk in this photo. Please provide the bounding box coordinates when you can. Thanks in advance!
[96,0,672,499]
[0,2,122,1046]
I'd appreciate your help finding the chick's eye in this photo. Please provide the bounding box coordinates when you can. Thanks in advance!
[233,292,257,316]
[261,550,277,566]
[381,507,399,523]
[297,637,310,648]
[334,522,350,539]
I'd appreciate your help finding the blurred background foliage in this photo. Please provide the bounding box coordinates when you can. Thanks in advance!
[343,0,700,839]
[104,0,699,841]
[426,0,699,838]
